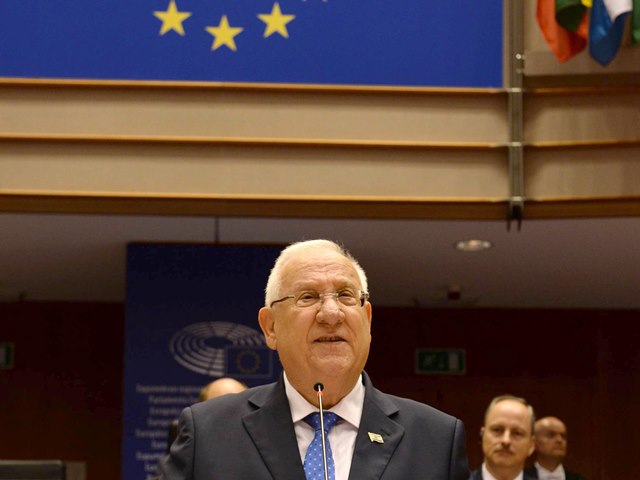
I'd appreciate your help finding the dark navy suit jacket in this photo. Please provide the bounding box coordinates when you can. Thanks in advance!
[524,465,587,480]
[159,372,469,479]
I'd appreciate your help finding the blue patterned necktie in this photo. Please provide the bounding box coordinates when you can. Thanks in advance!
[303,411,340,480]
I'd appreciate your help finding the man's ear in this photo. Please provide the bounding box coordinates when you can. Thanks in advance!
[365,301,372,328]
[258,307,277,350]
[528,436,536,457]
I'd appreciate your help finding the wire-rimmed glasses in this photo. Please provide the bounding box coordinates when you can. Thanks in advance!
[269,289,369,308]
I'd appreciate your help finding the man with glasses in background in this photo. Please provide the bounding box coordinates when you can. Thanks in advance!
[159,239,469,480]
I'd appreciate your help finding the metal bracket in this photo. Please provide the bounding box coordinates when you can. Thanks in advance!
[508,196,524,231]
[506,0,525,231]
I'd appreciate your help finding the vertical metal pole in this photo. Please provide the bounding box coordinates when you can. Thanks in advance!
[507,0,525,230]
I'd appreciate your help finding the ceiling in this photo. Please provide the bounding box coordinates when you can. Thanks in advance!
[1,213,639,309]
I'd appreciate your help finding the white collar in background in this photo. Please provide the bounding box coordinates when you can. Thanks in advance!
[535,461,566,480]
[481,463,524,480]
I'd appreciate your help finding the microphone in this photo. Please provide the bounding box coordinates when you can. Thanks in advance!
[314,382,329,480]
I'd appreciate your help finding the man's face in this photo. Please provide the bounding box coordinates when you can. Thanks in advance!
[482,400,535,474]
[258,247,372,394]
[535,418,568,461]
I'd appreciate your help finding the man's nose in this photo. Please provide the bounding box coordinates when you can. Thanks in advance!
[316,294,343,321]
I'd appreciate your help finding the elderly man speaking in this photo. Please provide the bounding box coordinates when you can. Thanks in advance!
[159,239,469,480]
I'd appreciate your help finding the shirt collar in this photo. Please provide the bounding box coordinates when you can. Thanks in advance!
[283,372,365,428]
[482,463,524,480]
[535,462,566,480]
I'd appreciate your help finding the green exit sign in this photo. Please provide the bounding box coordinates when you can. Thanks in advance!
[0,343,14,369]
[416,349,466,375]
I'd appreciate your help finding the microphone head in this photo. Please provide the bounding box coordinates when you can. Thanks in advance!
[314,382,324,392]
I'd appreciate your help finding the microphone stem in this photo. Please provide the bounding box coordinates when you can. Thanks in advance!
[316,385,329,480]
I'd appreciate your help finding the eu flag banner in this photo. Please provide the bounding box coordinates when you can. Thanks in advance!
[123,243,283,480]
[0,0,503,87]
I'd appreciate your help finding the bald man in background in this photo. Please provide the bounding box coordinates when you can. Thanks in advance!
[199,377,247,401]
[166,377,248,452]
[525,416,586,480]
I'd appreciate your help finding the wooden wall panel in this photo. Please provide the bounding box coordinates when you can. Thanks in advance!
[0,85,507,143]
[0,302,125,480]
[525,145,640,197]
[0,141,509,198]
[367,307,640,479]
[1,302,638,479]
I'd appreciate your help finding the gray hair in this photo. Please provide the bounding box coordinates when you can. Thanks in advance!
[264,239,368,306]
[484,394,536,434]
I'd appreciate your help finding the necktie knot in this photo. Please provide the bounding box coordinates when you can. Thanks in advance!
[304,411,340,433]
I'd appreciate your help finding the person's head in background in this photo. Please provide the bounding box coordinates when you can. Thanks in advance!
[533,416,568,471]
[481,394,536,480]
[199,377,247,402]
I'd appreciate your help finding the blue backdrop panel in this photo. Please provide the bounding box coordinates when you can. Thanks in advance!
[123,243,283,480]
[0,0,503,87]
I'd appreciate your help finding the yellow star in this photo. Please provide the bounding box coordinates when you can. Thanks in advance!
[257,3,295,39]
[153,0,192,36]
[205,15,244,51]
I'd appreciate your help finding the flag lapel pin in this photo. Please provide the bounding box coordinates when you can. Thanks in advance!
[368,432,384,444]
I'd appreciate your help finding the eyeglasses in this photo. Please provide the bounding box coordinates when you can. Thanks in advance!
[269,289,369,308]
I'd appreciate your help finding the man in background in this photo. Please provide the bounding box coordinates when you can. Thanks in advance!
[470,395,536,480]
[166,377,247,452]
[525,416,586,480]
[199,377,247,401]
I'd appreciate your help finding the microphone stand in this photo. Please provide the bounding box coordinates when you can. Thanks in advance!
[314,382,329,480]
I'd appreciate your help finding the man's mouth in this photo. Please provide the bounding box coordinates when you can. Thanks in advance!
[315,336,345,343]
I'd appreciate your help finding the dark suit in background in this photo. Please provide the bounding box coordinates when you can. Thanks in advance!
[524,466,586,480]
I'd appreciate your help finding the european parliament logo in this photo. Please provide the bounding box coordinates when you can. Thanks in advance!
[226,346,273,378]
[169,321,273,379]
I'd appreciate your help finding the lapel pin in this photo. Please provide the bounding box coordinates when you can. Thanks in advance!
[368,432,384,444]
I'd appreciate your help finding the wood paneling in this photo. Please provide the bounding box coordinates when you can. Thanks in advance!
[1,303,638,478]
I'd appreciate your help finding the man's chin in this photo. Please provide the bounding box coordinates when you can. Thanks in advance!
[489,454,516,466]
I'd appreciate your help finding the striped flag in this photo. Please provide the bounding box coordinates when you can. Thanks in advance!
[632,0,640,43]
[538,0,588,62]
[589,0,632,65]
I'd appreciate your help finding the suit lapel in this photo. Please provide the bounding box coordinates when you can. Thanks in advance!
[242,379,306,480]
[348,374,405,480]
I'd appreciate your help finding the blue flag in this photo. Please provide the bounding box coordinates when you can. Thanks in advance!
[0,0,503,87]
[589,0,631,65]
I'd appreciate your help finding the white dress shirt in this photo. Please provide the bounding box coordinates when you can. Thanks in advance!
[284,373,365,480]
[535,462,566,480]
[482,463,524,480]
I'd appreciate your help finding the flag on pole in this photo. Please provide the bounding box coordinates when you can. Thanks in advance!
[538,0,588,62]
[632,0,640,43]
[589,0,632,65]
